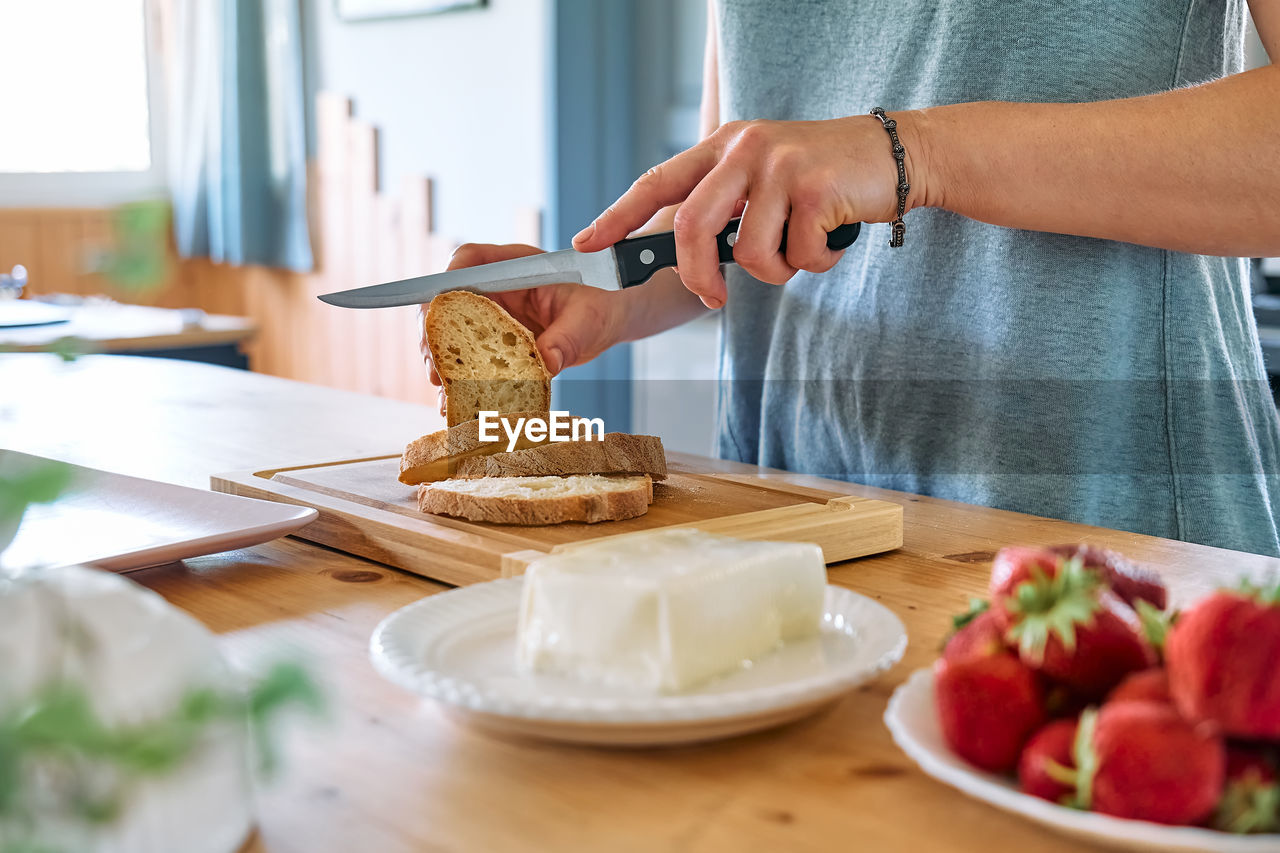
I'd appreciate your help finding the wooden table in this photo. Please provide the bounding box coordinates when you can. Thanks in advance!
[3,353,1277,853]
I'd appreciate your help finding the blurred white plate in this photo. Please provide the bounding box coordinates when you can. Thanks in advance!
[371,578,907,747]
[1,451,317,571]
[884,668,1276,852]
[0,300,71,328]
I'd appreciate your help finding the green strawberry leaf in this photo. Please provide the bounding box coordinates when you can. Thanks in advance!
[950,597,990,632]
[1005,557,1101,663]
[1070,707,1100,811]
[1213,776,1280,834]
[1043,757,1079,789]
[1238,578,1280,607]
[1135,599,1172,654]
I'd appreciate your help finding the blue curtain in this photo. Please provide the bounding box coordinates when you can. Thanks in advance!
[164,0,312,271]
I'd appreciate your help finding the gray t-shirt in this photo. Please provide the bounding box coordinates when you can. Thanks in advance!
[714,0,1280,555]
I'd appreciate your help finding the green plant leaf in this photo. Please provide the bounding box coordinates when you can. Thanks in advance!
[0,658,324,841]
[245,662,325,777]
[99,200,171,296]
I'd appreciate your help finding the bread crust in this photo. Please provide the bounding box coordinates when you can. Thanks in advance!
[417,475,653,525]
[399,411,551,484]
[425,292,551,427]
[454,433,667,481]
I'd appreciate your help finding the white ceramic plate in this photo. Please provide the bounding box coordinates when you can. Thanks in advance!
[0,299,71,328]
[371,578,908,747]
[0,450,317,571]
[885,668,1277,852]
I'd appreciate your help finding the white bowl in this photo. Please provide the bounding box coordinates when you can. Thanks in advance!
[884,667,1278,852]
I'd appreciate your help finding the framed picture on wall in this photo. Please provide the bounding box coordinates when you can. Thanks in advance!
[336,0,485,22]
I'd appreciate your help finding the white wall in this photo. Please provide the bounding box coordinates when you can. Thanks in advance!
[302,0,548,245]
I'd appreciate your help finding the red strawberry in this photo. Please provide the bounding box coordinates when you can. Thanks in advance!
[1018,719,1079,804]
[1106,668,1171,706]
[988,547,1062,631]
[991,552,1156,697]
[1166,580,1280,739]
[1074,702,1226,825]
[1045,544,1168,611]
[942,608,1004,660]
[934,610,1047,773]
[1044,682,1091,719]
[1212,746,1280,834]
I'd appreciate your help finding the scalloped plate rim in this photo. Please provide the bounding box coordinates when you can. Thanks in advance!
[369,577,908,732]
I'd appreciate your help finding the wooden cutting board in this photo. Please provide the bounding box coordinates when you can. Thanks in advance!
[211,454,903,587]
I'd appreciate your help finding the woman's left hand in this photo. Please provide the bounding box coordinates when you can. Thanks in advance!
[571,114,930,308]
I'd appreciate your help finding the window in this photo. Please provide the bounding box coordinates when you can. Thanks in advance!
[0,0,163,206]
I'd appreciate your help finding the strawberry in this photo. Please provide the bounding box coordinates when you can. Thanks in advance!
[1212,746,1280,834]
[934,610,1047,773]
[1073,702,1226,825]
[1045,544,1168,611]
[988,547,1062,631]
[1018,719,1079,804]
[991,552,1156,697]
[1166,580,1280,739]
[1043,682,1091,720]
[1106,668,1171,706]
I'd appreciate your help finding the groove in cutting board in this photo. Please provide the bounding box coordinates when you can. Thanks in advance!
[212,453,902,587]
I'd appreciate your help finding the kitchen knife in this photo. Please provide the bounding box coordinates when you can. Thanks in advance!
[317,218,861,309]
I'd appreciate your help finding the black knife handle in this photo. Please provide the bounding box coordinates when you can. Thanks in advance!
[613,217,861,288]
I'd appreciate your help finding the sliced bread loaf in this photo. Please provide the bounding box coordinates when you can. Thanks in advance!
[454,433,667,481]
[418,474,653,525]
[426,291,551,427]
[399,410,552,485]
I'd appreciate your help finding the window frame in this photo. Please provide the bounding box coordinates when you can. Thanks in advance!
[0,0,167,208]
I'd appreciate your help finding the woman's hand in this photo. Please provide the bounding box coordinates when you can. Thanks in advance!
[571,114,929,308]
[419,243,631,414]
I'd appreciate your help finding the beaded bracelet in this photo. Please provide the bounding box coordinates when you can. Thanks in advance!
[869,107,909,248]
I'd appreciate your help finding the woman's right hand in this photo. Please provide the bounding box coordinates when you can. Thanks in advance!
[419,243,632,414]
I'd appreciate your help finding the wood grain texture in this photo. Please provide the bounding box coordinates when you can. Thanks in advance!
[211,455,903,584]
[6,355,1279,853]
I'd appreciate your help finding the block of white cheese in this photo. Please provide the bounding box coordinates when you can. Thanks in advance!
[517,528,826,692]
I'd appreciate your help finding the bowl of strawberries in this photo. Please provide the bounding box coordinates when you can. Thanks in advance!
[884,544,1280,851]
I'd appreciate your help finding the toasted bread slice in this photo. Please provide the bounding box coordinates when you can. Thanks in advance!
[417,474,652,525]
[399,411,552,485]
[426,292,550,427]
[454,433,667,481]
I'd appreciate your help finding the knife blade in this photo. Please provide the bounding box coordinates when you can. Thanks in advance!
[318,218,860,309]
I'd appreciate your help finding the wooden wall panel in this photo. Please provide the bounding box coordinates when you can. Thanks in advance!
[0,92,539,407]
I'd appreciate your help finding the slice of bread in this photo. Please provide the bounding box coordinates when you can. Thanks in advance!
[454,433,668,481]
[426,291,551,427]
[418,474,653,525]
[399,411,552,485]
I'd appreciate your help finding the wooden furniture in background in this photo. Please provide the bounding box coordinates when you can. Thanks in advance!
[0,301,254,367]
[0,92,541,404]
[4,353,1277,853]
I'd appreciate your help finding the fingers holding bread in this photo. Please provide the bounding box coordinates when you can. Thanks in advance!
[408,290,667,526]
